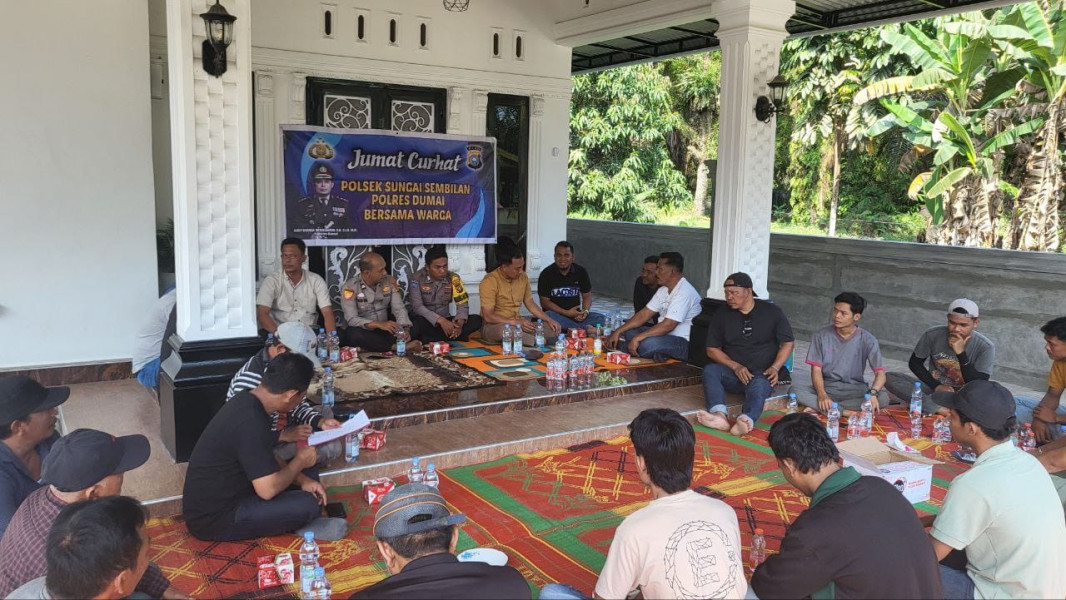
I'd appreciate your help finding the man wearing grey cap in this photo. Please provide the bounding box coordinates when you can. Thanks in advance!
[0,377,69,539]
[0,429,187,599]
[351,483,530,599]
[885,298,995,414]
[926,381,1066,599]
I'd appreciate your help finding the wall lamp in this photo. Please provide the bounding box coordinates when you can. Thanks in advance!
[755,75,788,123]
[200,0,236,77]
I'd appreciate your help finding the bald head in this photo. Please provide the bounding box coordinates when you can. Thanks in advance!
[359,252,388,286]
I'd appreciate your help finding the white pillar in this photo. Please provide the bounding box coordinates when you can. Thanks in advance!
[166,0,257,341]
[707,0,794,299]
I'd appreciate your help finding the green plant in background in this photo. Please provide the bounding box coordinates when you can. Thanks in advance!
[666,53,723,216]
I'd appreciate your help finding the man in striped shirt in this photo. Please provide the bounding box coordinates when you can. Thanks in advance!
[228,322,341,454]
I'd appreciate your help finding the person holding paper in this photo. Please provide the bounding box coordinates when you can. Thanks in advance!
[183,353,345,542]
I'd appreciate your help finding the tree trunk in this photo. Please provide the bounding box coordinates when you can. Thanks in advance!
[814,138,833,225]
[694,158,710,216]
[1016,100,1063,251]
[828,127,842,237]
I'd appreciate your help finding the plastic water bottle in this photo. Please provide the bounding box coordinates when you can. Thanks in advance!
[317,328,328,360]
[513,326,523,355]
[344,414,359,463]
[502,324,513,356]
[593,326,603,356]
[787,392,798,414]
[321,367,334,408]
[613,307,623,331]
[749,528,766,572]
[265,332,275,348]
[847,412,860,440]
[603,315,614,337]
[555,337,566,355]
[910,381,923,417]
[298,531,320,596]
[395,327,406,356]
[568,355,580,391]
[910,410,922,440]
[860,394,873,437]
[827,403,840,442]
[535,320,545,348]
[328,330,340,362]
[1023,423,1037,450]
[408,457,424,484]
[310,566,331,600]
[424,463,440,489]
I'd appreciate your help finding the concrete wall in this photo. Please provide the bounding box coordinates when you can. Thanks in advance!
[568,219,1066,389]
[0,0,158,369]
[566,219,712,299]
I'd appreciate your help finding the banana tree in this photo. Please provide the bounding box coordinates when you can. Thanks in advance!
[988,0,1066,250]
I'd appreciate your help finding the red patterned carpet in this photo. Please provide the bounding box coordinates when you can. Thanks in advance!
[146,408,968,598]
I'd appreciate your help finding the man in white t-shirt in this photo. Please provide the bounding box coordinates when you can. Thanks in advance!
[540,408,747,600]
[607,252,702,362]
[132,288,177,390]
[256,238,337,336]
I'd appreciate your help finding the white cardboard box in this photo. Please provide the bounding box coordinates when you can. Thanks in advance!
[837,437,942,504]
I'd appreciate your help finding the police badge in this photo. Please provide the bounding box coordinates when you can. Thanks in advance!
[466,144,483,170]
[308,139,335,160]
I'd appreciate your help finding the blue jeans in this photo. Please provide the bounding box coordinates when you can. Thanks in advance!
[134,358,161,389]
[545,310,605,333]
[703,362,773,425]
[539,583,588,599]
[619,326,689,361]
[1015,396,1066,439]
[939,564,975,599]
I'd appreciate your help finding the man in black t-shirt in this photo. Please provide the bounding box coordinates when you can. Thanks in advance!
[697,273,794,437]
[538,241,606,332]
[633,255,660,327]
[182,353,327,542]
[351,483,530,599]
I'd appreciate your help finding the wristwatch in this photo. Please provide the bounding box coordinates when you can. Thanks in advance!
[867,388,880,395]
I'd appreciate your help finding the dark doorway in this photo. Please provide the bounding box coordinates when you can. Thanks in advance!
[484,94,529,271]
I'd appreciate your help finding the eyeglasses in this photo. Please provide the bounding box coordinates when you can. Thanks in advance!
[742,317,753,338]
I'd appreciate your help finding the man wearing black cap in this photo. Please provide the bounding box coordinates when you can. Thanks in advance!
[0,376,69,538]
[351,483,530,599]
[927,380,1066,599]
[697,273,794,436]
[288,161,350,239]
[0,429,186,599]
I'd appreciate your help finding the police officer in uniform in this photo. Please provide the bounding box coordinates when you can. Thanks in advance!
[408,246,483,343]
[289,162,349,239]
[340,252,421,353]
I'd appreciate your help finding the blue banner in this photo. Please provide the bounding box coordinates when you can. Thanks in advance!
[282,126,497,246]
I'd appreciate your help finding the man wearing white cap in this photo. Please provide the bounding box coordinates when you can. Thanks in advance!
[228,322,341,458]
[885,299,995,414]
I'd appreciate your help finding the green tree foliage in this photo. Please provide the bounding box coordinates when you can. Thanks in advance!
[568,64,691,222]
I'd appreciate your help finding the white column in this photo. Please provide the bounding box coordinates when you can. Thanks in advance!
[254,71,282,278]
[707,0,794,299]
[527,95,545,272]
[166,0,257,341]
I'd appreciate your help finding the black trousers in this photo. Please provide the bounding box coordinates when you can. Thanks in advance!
[342,326,397,352]
[196,490,320,542]
[411,314,483,343]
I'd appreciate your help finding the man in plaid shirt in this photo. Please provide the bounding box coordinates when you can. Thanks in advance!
[0,429,187,599]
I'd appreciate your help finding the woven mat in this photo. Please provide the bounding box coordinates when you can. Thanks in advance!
[305,351,501,403]
[446,338,674,382]
[147,408,968,598]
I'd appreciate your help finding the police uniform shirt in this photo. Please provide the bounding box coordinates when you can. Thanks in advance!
[341,276,412,330]
[292,195,349,233]
[255,269,332,329]
[408,268,470,323]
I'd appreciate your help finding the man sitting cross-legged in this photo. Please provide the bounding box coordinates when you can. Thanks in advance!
[479,244,560,348]
[0,429,187,599]
[537,241,605,332]
[351,483,530,599]
[340,252,419,353]
[632,255,661,327]
[5,496,156,600]
[226,321,341,463]
[926,380,1066,599]
[607,252,702,362]
[541,408,748,600]
[1016,316,1066,444]
[408,245,483,343]
[182,353,335,542]
[885,298,994,415]
[751,413,942,599]
[697,273,794,436]
[794,292,889,416]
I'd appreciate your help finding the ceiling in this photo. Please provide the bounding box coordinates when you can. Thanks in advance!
[571,0,1013,73]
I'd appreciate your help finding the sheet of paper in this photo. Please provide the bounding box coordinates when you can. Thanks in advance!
[307,410,369,446]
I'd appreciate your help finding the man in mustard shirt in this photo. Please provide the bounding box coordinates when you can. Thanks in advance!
[478,245,560,348]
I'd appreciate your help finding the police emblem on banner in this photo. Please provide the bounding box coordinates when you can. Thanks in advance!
[308,139,335,160]
[466,144,483,170]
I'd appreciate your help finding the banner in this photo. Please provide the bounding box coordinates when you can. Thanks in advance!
[282,126,497,246]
